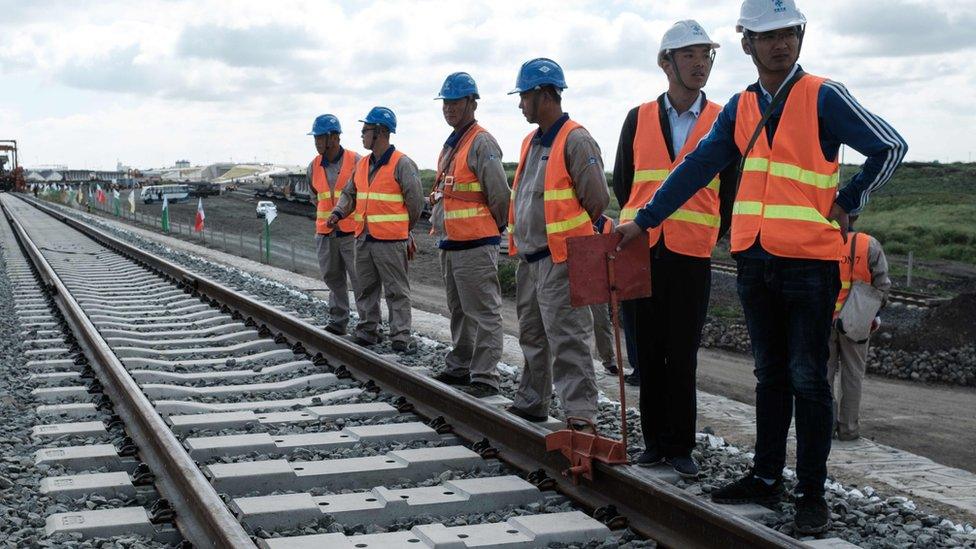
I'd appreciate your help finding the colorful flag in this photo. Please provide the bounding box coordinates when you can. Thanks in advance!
[112,189,121,216]
[194,197,205,232]
[96,184,107,204]
[128,189,136,213]
[161,195,170,232]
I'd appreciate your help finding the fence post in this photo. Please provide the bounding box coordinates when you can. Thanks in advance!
[223,230,227,251]
[240,229,245,257]
[907,251,914,288]
[290,241,296,271]
[258,233,265,263]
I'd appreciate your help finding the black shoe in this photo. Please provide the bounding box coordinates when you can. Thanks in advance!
[349,334,377,346]
[711,473,784,505]
[505,405,548,423]
[625,372,641,386]
[433,371,471,386]
[603,363,618,375]
[794,494,830,535]
[635,448,664,467]
[667,455,700,479]
[392,340,417,354]
[325,323,347,336]
[464,381,499,398]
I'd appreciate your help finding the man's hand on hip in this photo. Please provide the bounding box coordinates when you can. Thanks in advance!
[828,202,850,243]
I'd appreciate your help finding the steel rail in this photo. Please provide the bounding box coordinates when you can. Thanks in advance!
[20,195,802,548]
[2,197,256,549]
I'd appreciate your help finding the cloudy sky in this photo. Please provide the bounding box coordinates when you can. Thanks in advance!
[1,0,974,171]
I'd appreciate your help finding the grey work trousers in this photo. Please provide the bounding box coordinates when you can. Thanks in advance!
[827,326,870,438]
[315,233,357,330]
[440,245,503,387]
[512,255,598,421]
[353,238,412,345]
[589,303,615,368]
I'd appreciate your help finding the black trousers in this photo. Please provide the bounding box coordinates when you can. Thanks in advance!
[633,253,711,458]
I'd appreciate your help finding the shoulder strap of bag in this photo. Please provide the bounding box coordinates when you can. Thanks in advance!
[847,232,859,280]
[731,71,805,202]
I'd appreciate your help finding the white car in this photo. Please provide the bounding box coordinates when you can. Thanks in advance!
[255,201,277,218]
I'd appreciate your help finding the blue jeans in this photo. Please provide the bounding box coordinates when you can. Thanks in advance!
[736,256,839,496]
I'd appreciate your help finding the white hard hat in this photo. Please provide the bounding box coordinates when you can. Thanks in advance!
[736,0,807,33]
[660,20,720,53]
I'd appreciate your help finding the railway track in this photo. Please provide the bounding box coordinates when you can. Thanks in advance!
[1,193,803,548]
[711,260,942,309]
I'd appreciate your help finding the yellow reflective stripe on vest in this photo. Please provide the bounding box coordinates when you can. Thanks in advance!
[353,213,364,221]
[741,157,838,189]
[546,211,590,234]
[444,207,491,220]
[367,213,409,223]
[840,281,852,289]
[507,223,515,233]
[835,302,844,312]
[705,178,720,192]
[742,157,769,172]
[669,208,720,227]
[316,211,330,219]
[317,191,330,200]
[543,188,576,201]
[453,182,482,192]
[633,169,669,183]
[764,204,838,227]
[361,192,403,202]
[769,162,838,189]
[619,207,638,221]
[732,201,763,215]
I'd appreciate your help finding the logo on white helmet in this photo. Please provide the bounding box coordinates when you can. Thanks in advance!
[773,0,786,13]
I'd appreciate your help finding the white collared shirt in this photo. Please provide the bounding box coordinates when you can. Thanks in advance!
[663,92,704,154]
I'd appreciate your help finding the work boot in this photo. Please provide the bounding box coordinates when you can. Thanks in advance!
[794,494,830,535]
[710,473,784,505]
[625,372,641,387]
[505,405,547,423]
[392,340,418,355]
[567,419,597,434]
[634,447,664,467]
[325,323,347,336]
[667,455,700,479]
[464,381,499,399]
[349,333,377,346]
[433,371,470,386]
[603,363,618,375]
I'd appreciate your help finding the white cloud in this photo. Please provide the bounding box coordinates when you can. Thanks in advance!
[1,0,974,171]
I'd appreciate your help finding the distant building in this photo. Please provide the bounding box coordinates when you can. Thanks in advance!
[175,159,191,169]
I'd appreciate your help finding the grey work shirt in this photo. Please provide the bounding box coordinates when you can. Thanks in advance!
[333,149,425,236]
[512,123,609,256]
[430,130,511,235]
[306,150,361,205]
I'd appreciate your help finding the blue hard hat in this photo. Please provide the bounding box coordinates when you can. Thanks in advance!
[359,106,397,133]
[435,72,480,100]
[308,114,341,136]
[508,57,567,95]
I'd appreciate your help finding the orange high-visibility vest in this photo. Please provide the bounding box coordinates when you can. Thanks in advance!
[834,232,873,317]
[353,150,409,240]
[619,100,722,257]
[439,124,499,241]
[507,120,594,263]
[732,74,842,260]
[312,150,359,235]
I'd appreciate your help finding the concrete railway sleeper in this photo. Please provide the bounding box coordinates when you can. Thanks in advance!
[0,192,811,547]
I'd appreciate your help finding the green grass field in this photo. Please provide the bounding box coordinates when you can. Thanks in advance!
[852,162,976,264]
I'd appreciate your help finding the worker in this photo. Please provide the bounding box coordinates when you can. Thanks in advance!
[505,58,610,431]
[428,72,511,398]
[613,20,736,479]
[829,216,890,440]
[615,0,906,535]
[591,215,617,375]
[329,106,425,354]
[306,114,361,335]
